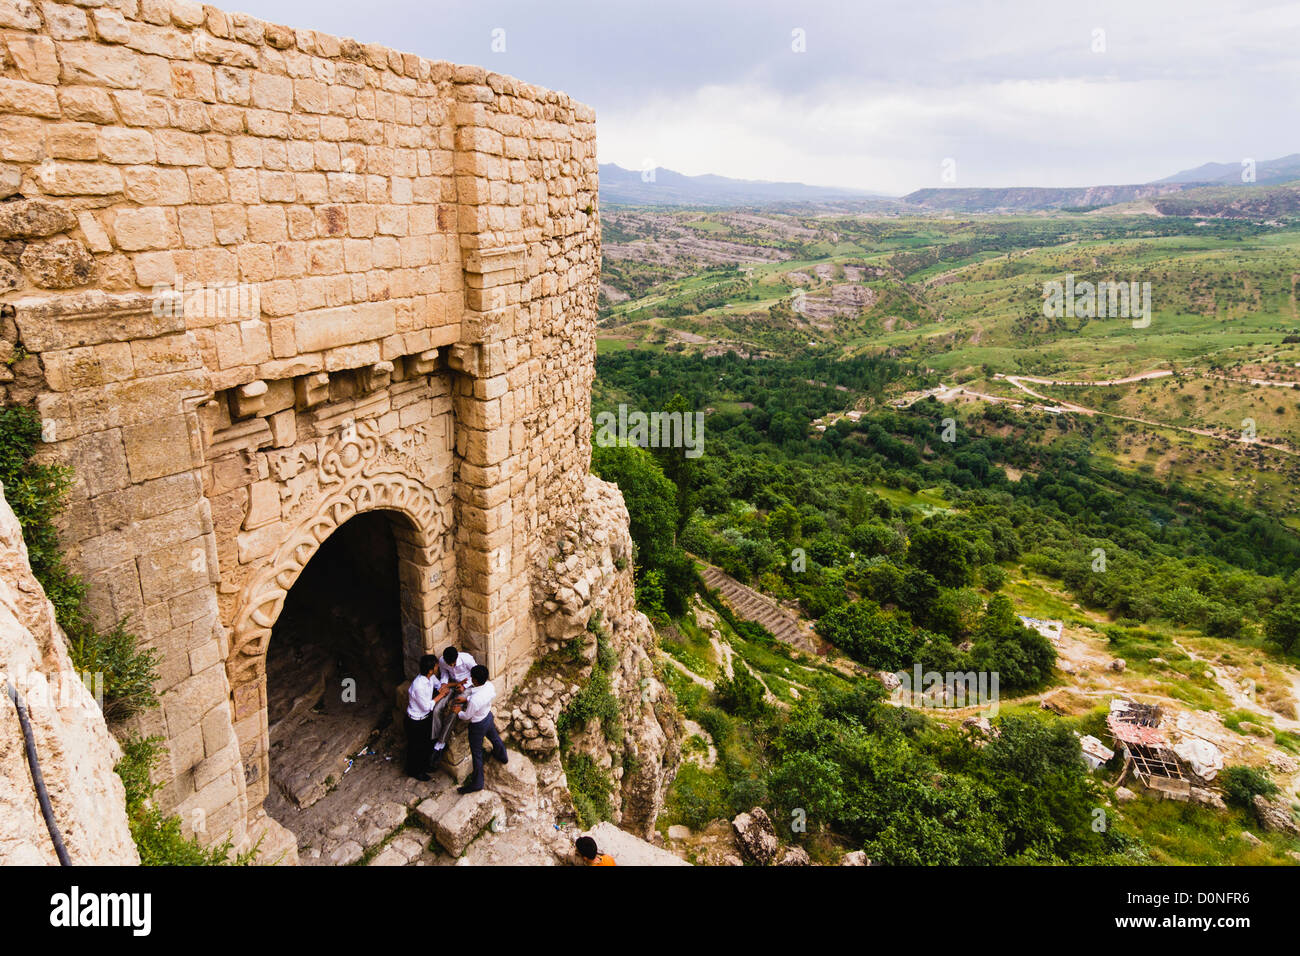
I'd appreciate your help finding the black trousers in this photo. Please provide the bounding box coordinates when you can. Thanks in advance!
[466,712,507,791]
[405,713,433,775]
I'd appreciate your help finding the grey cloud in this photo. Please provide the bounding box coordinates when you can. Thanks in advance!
[238,0,1299,191]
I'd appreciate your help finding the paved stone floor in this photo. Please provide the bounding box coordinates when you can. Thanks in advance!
[264,722,578,866]
[266,723,449,865]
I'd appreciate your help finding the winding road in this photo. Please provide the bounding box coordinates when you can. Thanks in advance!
[990,371,1300,456]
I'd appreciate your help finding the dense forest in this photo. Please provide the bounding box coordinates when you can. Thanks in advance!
[591,349,1300,863]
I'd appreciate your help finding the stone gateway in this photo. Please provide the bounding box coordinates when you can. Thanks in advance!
[0,0,680,861]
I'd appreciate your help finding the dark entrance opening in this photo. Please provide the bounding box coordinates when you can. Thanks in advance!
[264,511,406,814]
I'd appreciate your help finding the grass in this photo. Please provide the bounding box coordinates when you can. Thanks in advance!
[659,614,721,680]
[1118,798,1300,865]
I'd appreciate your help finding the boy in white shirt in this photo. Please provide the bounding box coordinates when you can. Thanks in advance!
[456,664,508,794]
[429,646,477,762]
[437,646,477,691]
[405,655,442,780]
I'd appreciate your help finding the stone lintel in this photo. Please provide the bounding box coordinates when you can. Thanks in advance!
[11,290,184,352]
[461,243,526,276]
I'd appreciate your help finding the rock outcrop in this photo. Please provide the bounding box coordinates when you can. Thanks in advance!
[500,475,681,839]
[1252,794,1300,836]
[732,807,780,865]
[581,821,689,866]
[0,480,136,864]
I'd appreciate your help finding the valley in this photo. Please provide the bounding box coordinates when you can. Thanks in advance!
[591,191,1300,865]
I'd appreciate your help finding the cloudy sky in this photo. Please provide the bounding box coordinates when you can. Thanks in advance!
[239,0,1300,195]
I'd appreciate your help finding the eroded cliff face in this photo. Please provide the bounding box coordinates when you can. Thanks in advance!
[500,474,681,839]
[0,480,137,865]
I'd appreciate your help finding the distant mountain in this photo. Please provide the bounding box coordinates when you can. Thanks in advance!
[598,153,1300,213]
[1156,154,1300,186]
[599,163,887,207]
[900,183,1195,214]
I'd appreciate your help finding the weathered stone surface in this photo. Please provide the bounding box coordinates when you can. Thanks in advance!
[0,198,77,239]
[732,807,780,865]
[420,789,503,857]
[582,821,690,867]
[1253,794,1300,835]
[841,850,871,866]
[507,476,681,839]
[1190,787,1226,810]
[19,237,94,288]
[777,845,812,866]
[328,840,363,865]
[0,481,137,864]
[481,749,538,813]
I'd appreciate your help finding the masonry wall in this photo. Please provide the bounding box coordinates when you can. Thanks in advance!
[0,0,599,851]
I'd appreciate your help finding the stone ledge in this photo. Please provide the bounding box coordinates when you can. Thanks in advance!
[11,290,184,352]
[416,789,504,857]
[582,821,689,867]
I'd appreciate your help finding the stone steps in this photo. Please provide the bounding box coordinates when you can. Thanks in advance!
[699,565,820,654]
[270,712,549,865]
[415,788,505,857]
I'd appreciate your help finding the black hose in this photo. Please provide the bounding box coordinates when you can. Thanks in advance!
[6,680,72,865]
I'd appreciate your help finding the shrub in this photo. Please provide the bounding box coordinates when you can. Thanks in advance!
[0,407,81,623]
[664,763,729,831]
[634,570,667,620]
[695,705,732,748]
[557,666,621,742]
[0,407,158,722]
[815,599,926,670]
[978,564,1007,591]
[1220,765,1278,808]
[115,734,254,866]
[563,753,613,828]
[67,619,160,723]
[715,665,768,721]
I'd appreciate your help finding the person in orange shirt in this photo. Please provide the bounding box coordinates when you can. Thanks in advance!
[575,836,616,866]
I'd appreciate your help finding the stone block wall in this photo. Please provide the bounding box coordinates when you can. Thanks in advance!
[0,0,599,851]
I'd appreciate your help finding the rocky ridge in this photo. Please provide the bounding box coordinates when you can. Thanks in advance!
[499,474,682,839]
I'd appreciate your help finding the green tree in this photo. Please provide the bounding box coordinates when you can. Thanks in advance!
[767,503,802,544]
[715,664,768,720]
[971,594,1056,692]
[908,526,976,588]
[974,715,1111,861]
[654,393,697,532]
[815,599,926,670]
[1264,601,1300,653]
[592,442,678,571]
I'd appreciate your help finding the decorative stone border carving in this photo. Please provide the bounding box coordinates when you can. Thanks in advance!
[227,470,442,688]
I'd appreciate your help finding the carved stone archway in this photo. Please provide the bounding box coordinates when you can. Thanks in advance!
[226,469,449,804]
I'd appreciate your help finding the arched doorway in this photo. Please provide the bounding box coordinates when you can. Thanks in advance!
[225,466,452,814]
[262,510,412,814]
